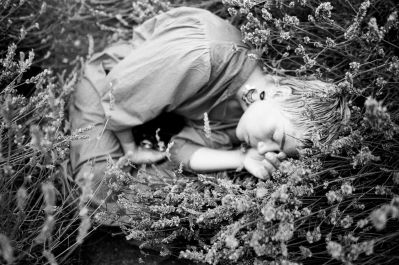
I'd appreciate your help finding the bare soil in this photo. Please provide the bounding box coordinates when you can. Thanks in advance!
[71,227,192,265]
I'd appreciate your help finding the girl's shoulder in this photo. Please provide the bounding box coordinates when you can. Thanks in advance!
[163,7,244,45]
[164,6,217,20]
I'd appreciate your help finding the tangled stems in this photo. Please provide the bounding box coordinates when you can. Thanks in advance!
[96,1,399,264]
[2,0,399,264]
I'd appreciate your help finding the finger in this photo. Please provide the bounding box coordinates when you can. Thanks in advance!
[264,152,280,168]
[257,141,280,155]
[246,161,269,180]
[261,159,277,175]
[153,152,167,161]
[252,168,270,180]
[277,152,287,161]
[130,149,163,164]
[143,150,166,163]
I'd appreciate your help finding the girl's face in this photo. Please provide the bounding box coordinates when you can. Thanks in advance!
[236,100,305,156]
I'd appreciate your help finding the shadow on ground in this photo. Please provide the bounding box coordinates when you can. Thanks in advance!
[72,227,193,265]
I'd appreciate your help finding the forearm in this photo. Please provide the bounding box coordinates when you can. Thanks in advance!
[189,147,244,172]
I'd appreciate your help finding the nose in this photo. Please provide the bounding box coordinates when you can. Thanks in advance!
[257,141,281,155]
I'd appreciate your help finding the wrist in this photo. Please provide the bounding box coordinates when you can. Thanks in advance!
[236,148,246,172]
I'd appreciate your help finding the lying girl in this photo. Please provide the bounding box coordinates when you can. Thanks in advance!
[69,7,348,211]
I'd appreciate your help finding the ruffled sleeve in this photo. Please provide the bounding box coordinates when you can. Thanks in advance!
[101,13,211,132]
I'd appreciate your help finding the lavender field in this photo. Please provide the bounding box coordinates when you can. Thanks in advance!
[1,0,398,264]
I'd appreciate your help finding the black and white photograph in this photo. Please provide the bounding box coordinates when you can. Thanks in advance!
[0,0,398,264]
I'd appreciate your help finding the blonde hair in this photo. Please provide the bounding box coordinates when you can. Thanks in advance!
[270,77,350,146]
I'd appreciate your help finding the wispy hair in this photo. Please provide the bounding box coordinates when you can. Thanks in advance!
[271,77,350,146]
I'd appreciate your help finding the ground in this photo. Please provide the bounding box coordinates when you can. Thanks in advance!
[73,227,193,265]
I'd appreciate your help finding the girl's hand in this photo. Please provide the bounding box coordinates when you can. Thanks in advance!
[120,142,166,164]
[125,148,166,164]
[243,148,286,180]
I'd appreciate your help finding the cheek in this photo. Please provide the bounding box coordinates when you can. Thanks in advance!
[248,124,270,144]
[236,119,245,140]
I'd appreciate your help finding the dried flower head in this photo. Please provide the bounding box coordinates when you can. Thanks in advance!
[0,234,14,265]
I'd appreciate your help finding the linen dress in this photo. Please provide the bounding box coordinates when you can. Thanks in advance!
[69,7,260,213]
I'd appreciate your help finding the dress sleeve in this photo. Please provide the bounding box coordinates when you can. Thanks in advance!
[169,125,238,170]
[101,27,211,132]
